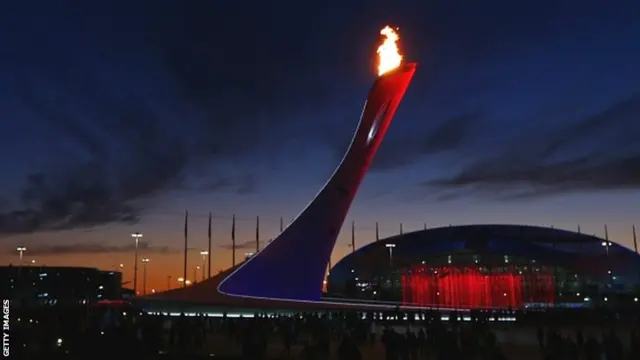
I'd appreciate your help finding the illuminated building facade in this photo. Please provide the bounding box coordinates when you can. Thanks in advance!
[327,225,640,309]
[217,63,417,302]
[0,266,122,307]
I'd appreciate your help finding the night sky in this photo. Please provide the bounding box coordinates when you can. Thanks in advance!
[1,1,639,291]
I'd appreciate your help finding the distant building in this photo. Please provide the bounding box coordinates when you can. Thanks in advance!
[121,288,135,299]
[0,266,122,307]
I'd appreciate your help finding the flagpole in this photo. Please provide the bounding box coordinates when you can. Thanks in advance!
[207,212,212,279]
[633,225,638,254]
[232,214,236,267]
[183,209,188,288]
[634,225,640,285]
[550,230,557,306]
[256,216,260,253]
[351,221,355,253]
[604,224,612,288]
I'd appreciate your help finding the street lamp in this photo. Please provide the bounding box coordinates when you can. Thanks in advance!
[601,241,613,287]
[131,232,143,295]
[385,243,396,294]
[385,243,396,268]
[16,246,26,266]
[141,258,150,295]
[194,266,200,284]
[200,250,209,280]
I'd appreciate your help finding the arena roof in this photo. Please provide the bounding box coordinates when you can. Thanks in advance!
[330,224,640,282]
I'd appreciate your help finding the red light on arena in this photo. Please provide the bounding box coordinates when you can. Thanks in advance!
[401,265,555,309]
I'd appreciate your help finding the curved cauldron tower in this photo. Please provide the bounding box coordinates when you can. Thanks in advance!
[218,64,417,302]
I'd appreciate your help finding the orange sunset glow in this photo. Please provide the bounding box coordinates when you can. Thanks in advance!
[3,220,639,294]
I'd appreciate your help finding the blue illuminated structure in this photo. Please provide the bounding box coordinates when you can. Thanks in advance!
[217,63,417,301]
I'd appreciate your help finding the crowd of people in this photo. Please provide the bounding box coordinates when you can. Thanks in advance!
[7,305,640,359]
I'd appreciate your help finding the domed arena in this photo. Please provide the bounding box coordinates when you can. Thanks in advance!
[327,225,640,309]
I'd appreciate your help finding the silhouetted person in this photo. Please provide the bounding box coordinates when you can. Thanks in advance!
[537,326,545,349]
[338,333,362,360]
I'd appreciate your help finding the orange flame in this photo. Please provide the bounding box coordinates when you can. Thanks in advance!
[377,26,403,76]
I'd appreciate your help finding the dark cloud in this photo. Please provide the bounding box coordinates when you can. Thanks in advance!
[142,2,364,139]
[0,1,397,236]
[11,241,178,256]
[194,174,258,195]
[0,1,554,237]
[420,112,481,154]
[0,170,139,235]
[1,4,330,234]
[219,241,257,251]
[3,1,636,233]
[538,95,640,158]
[320,111,481,172]
[372,111,482,171]
[235,175,258,195]
[423,95,640,200]
[0,83,191,235]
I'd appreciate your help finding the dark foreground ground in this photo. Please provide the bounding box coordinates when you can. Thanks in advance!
[197,324,633,360]
[31,323,633,360]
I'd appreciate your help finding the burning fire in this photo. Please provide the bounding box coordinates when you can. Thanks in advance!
[377,26,403,76]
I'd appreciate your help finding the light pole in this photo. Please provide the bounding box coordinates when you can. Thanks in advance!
[601,241,613,288]
[131,232,143,295]
[601,241,612,256]
[386,243,396,296]
[16,246,26,266]
[167,275,172,291]
[200,250,209,280]
[194,266,199,284]
[141,258,150,295]
[385,243,396,268]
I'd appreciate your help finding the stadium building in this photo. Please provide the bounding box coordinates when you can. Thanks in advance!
[327,225,640,309]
